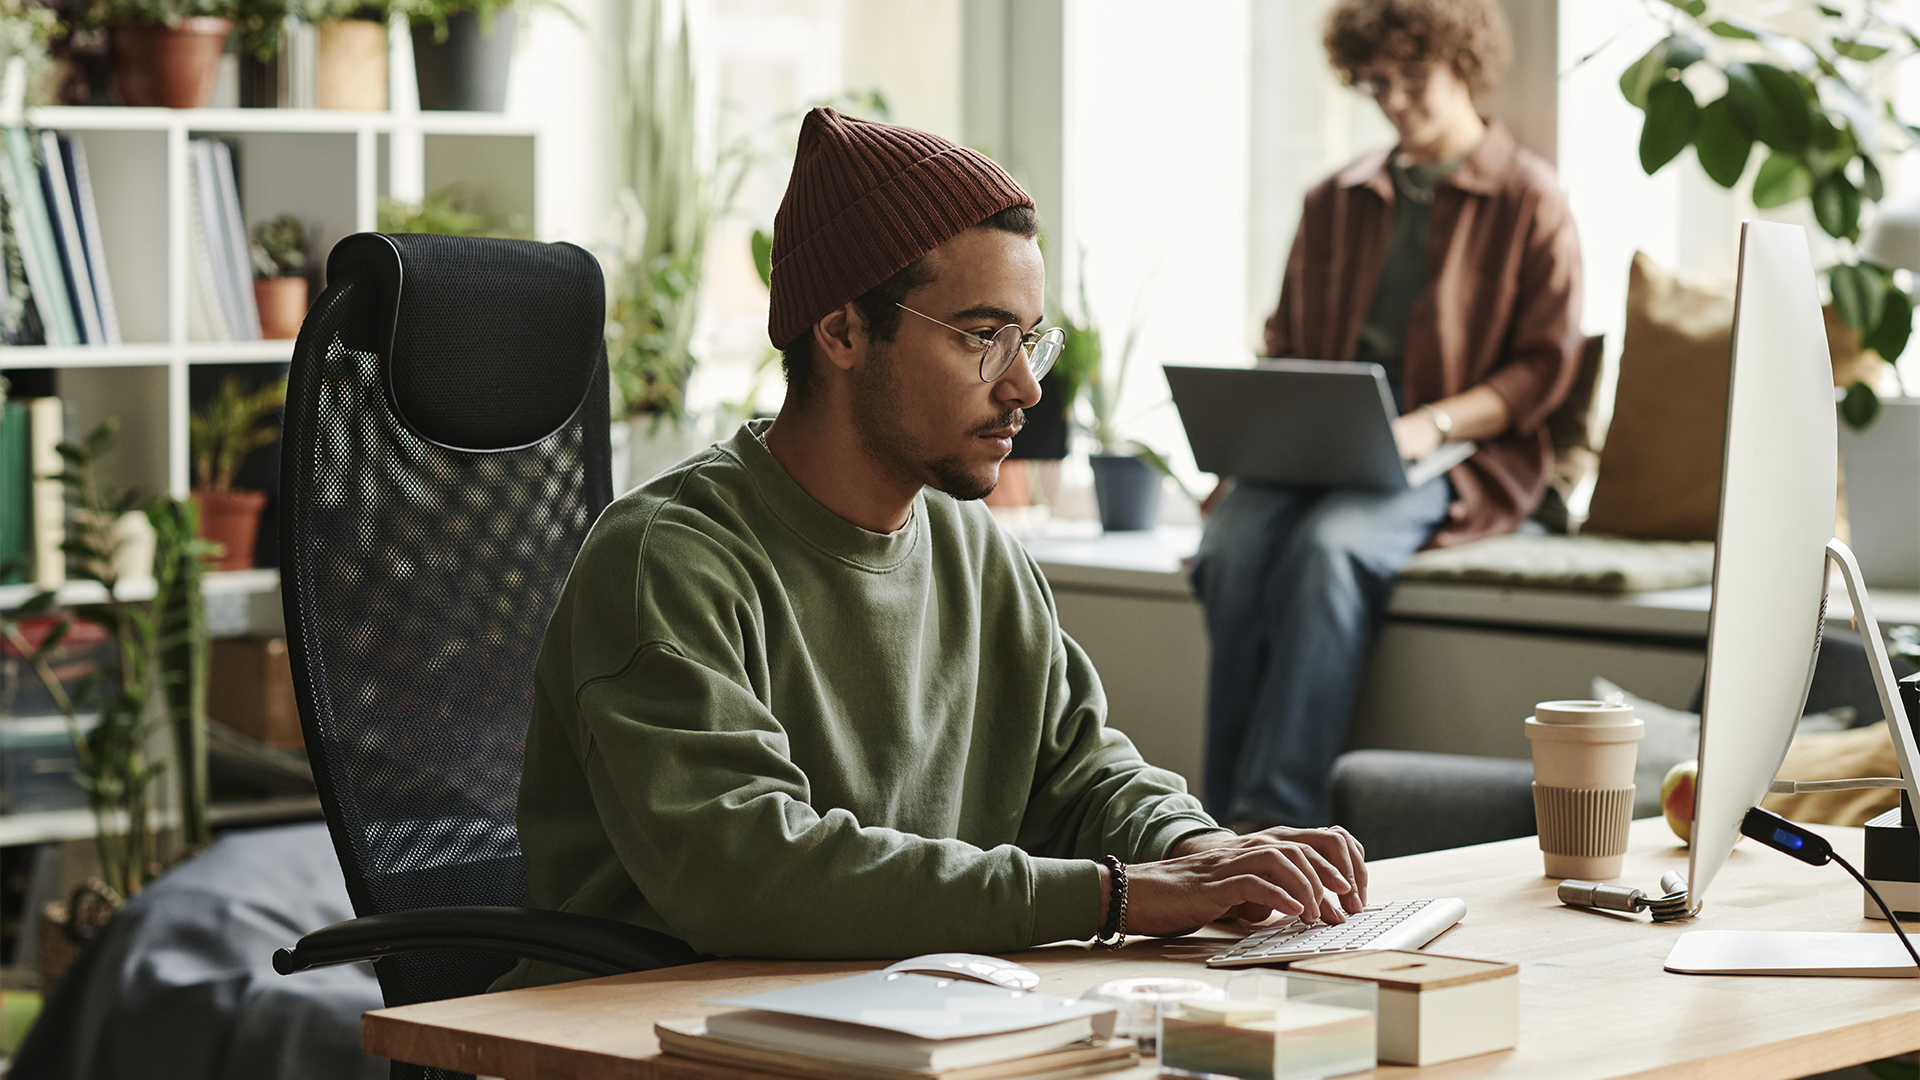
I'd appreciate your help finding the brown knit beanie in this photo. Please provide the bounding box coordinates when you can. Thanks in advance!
[766,108,1033,349]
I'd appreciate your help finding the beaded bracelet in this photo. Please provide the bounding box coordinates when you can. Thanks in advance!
[1095,855,1128,949]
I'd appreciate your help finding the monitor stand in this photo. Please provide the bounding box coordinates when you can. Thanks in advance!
[1663,538,1920,977]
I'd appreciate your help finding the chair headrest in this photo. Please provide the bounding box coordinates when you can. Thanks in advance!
[326,233,605,452]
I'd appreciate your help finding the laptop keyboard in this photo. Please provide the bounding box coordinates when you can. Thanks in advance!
[1205,897,1468,968]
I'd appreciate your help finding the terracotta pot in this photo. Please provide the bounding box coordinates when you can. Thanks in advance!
[317,19,389,110]
[254,277,309,340]
[109,18,232,109]
[192,487,267,571]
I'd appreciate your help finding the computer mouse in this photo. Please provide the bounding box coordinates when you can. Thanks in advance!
[881,953,1042,991]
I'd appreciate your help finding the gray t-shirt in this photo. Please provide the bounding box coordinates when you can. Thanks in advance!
[1354,148,1474,404]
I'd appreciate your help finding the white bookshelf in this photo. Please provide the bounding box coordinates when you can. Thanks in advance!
[2,105,540,503]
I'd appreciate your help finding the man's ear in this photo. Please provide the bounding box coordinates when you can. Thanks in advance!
[813,303,864,374]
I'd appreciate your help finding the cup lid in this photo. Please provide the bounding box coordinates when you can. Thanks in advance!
[1533,698,1636,725]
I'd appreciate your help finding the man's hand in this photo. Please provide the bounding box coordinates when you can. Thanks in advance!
[1099,827,1369,937]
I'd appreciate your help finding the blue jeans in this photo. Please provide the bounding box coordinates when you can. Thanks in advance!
[1190,478,1452,826]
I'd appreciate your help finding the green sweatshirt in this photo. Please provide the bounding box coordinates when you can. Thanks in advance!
[499,420,1218,988]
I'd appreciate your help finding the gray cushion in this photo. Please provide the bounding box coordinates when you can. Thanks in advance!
[1400,535,1715,592]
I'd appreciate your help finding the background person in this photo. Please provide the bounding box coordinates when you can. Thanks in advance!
[1192,0,1583,830]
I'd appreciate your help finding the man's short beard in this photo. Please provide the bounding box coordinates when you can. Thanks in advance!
[852,337,1005,502]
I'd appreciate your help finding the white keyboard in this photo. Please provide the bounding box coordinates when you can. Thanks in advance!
[1205,897,1468,968]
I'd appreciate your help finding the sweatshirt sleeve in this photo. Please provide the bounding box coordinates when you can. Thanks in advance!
[569,639,1106,958]
[1013,632,1222,867]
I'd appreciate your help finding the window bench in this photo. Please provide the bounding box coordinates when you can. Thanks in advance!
[1020,521,1920,795]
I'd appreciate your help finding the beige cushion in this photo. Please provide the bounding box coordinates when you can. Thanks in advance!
[1583,252,1733,542]
[1400,534,1714,592]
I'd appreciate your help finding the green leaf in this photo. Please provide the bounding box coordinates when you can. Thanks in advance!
[1640,80,1700,175]
[1695,97,1752,187]
[1868,285,1914,363]
[1708,19,1758,40]
[1831,261,1888,334]
[1833,37,1890,62]
[1813,171,1862,239]
[1620,36,1700,109]
[1726,61,1811,153]
[1842,380,1884,431]
[1752,152,1813,208]
[1861,154,1885,202]
[750,229,773,289]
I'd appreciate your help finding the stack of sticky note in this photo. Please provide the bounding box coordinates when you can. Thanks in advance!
[1159,973,1376,1080]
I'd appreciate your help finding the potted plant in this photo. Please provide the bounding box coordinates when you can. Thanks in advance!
[93,0,241,108]
[0,0,62,107]
[605,0,747,490]
[6,421,213,974]
[248,213,308,339]
[189,375,286,571]
[308,0,387,109]
[390,0,539,111]
[1618,2,1915,422]
[1052,259,1189,531]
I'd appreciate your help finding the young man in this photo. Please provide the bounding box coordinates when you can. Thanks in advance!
[1193,0,1583,830]
[500,109,1369,988]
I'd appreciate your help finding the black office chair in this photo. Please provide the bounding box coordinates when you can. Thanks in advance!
[271,234,700,1080]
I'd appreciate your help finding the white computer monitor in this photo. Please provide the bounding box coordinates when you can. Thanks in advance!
[1668,219,1920,976]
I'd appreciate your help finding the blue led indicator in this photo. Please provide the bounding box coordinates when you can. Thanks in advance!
[1772,827,1805,851]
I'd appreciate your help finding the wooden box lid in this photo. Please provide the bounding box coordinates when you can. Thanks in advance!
[1290,950,1517,992]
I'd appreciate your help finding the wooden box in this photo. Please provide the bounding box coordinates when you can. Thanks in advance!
[208,637,302,750]
[1290,950,1518,1067]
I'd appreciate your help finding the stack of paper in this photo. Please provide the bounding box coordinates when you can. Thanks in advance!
[659,970,1132,1080]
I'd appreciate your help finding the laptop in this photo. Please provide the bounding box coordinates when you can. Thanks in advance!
[1164,360,1475,491]
[1835,395,1920,584]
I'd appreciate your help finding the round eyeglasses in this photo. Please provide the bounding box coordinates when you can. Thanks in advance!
[895,303,1065,383]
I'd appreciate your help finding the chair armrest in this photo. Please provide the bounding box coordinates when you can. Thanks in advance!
[273,906,704,978]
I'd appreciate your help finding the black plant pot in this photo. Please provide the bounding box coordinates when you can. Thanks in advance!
[1089,453,1163,532]
[411,9,516,112]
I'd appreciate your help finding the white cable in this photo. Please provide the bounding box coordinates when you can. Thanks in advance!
[1766,777,1906,794]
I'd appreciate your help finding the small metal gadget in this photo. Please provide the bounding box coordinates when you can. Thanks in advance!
[1557,871,1691,923]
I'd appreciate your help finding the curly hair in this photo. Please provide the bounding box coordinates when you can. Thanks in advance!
[1323,0,1512,100]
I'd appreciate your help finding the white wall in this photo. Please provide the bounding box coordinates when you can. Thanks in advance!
[1062,0,1251,504]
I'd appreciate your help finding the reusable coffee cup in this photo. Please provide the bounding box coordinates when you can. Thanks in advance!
[1525,697,1643,879]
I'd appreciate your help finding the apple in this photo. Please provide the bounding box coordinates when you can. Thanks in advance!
[1661,759,1697,844]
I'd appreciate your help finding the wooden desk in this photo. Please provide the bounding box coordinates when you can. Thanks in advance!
[364,819,1920,1079]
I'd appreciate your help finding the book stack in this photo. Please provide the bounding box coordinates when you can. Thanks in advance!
[0,397,66,588]
[187,138,262,342]
[0,127,121,347]
[658,970,1135,1080]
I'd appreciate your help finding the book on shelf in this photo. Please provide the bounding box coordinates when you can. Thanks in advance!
[208,140,262,339]
[58,134,120,345]
[26,396,62,591]
[186,138,259,342]
[0,162,45,346]
[37,129,103,346]
[0,125,75,345]
[0,400,27,585]
[692,971,1120,1074]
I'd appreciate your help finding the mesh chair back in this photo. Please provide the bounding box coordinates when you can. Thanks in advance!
[280,234,611,1024]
